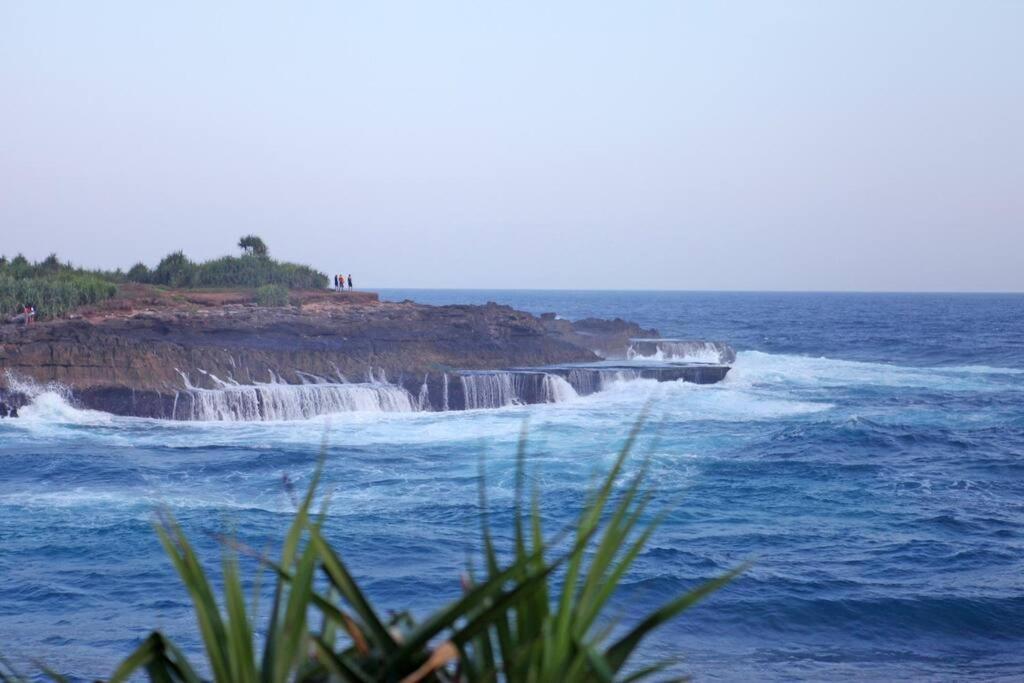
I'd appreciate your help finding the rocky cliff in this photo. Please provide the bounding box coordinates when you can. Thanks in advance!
[0,286,668,417]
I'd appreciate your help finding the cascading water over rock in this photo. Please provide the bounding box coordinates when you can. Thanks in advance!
[180,380,419,421]
[2,354,730,422]
[564,368,645,396]
[459,372,578,410]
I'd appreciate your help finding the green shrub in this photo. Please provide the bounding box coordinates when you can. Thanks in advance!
[34,421,739,683]
[152,251,198,288]
[0,253,124,283]
[126,262,152,283]
[194,255,326,289]
[255,283,290,307]
[0,240,329,308]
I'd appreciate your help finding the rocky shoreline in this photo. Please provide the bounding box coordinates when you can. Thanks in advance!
[0,286,732,419]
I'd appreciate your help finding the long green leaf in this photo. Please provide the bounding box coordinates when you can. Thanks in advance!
[222,550,257,682]
[551,411,648,667]
[154,519,231,682]
[275,539,319,681]
[311,635,374,683]
[605,564,747,672]
[478,454,515,679]
[108,634,159,683]
[311,528,397,654]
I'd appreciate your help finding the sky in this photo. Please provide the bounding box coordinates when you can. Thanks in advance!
[1,1,1022,292]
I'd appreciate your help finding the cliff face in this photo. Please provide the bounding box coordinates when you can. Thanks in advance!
[0,287,630,416]
[538,314,658,358]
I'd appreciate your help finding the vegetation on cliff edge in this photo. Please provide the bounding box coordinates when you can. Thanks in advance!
[0,253,118,320]
[1,237,328,320]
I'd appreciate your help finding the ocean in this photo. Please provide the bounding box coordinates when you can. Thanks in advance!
[1,290,1022,680]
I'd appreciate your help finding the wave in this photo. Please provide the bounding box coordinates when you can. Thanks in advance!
[16,391,115,425]
[0,487,300,515]
[11,348,1006,429]
[627,339,736,364]
[727,351,1024,392]
[0,374,112,426]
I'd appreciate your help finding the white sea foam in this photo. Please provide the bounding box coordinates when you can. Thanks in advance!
[626,340,735,364]
[727,350,1020,391]
[15,391,114,425]
[0,487,298,515]
[8,350,1010,442]
[1,374,113,426]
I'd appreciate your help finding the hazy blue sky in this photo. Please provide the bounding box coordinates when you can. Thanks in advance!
[2,1,1022,291]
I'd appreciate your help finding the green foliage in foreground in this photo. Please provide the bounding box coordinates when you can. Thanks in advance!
[0,421,743,682]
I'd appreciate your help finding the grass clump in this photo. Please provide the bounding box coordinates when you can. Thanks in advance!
[0,263,118,321]
[134,250,327,290]
[191,255,326,289]
[0,419,742,682]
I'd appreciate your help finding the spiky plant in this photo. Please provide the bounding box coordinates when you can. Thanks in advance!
[7,418,742,682]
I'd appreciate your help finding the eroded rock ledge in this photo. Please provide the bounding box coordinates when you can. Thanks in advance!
[0,286,729,418]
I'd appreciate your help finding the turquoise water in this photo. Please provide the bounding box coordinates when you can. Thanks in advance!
[2,291,1023,680]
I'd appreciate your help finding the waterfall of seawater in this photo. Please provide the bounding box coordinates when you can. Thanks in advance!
[460,372,579,410]
[565,368,644,395]
[461,373,527,409]
[417,374,431,411]
[6,365,653,423]
[543,374,578,402]
[185,382,418,421]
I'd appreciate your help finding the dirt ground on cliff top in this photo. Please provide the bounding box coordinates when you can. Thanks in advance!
[72,284,380,322]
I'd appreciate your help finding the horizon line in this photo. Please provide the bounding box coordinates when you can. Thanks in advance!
[371,286,1024,296]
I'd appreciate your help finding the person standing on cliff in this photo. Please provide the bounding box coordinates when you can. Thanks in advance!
[347,274,353,289]
[333,274,339,290]
[338,274,344,290]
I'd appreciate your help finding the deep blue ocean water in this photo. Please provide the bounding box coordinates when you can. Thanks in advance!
[1,291,1022,681]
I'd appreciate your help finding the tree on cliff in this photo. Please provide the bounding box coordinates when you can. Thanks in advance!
[237,235,269,258]
[127,262,151,283]
[153,251,197,288]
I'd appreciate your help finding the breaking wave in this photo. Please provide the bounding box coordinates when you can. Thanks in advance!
[0,374,112,425]
[728,351,1023,391]
[627,339,736,364]
[7,350,1009,426]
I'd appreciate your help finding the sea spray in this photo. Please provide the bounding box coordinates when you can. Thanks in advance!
[627,340,736,364]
